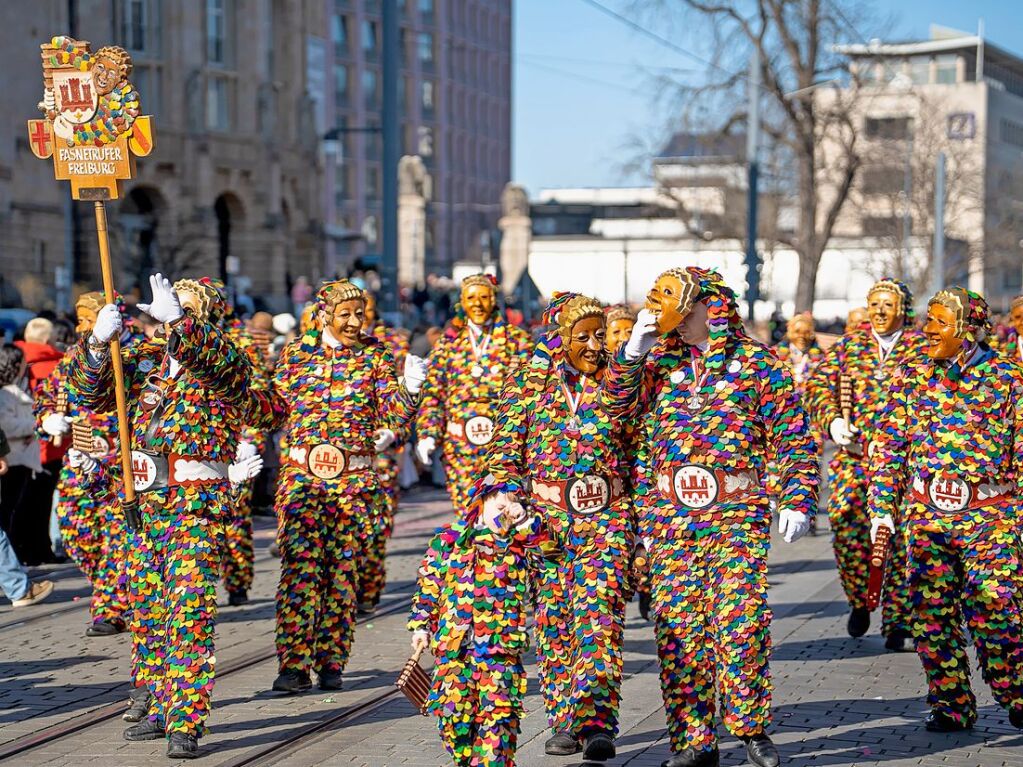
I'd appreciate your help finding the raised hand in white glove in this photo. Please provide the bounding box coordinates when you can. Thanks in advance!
[374,428,396,453]
[623,308,660,361]
[403,354,428,395]
[870,514,895,544]
[89,303,123,345]
[779,509,811,543]
[236,440,258,462]
[137,273,183,324]
[228,454,264,486]
[67,448,98,473]
[415,437,436,466]
[42,413,71,437]
[829,417,859,447]
[411,630,430,655]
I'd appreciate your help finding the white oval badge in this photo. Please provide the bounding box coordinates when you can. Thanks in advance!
[928,476,969,512]
[464,415,495,446]
[131,450,158,492]
[567,475,610,514]
[308,444,345,479]
[672,464,718,509]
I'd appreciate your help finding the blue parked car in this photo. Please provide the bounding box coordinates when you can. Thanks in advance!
[0,308,36,344]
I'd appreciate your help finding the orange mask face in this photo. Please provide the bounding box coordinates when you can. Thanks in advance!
[1009,303,1023,337]
[845,307,868,333]
[867,289,904,336]
[645,274,696,335]
[321,298,365,348]
[923,303,963,360]
[461,284,496,326]
[605,318,634,351]
[76,304,99,335]
[363,294,378,332]
[787,316,815,350]
[565,316,605,375]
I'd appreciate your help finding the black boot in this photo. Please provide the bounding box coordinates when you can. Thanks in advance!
[227,588,248,606]
[272,669,311,694]
[742,734,780,767]
[661,747,719,767]
[122,688,152,722]
[86,618,126,637]
[123,719,164,741]
[544,730,580,755]
[924,710,973,732]
[884,629,913,652]
[1009,707,1023,729]
[357,601,377,616]
[167,732,200,759]
[583,732,615,761]
[639,591,651,621]
[318,669,343,691]
[847,607,870,638]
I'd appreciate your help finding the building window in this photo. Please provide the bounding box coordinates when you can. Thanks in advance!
[332,14,349,56]
[861,166,904,195]
[335,64,349,106]
[421,80,435,119]
[366,165,381,201]
[362,19,378,58]
[1001,119,1023,149]
[206,0,231,66]
[861,215,911,238]
[206,76,231,131]
[419,0,434,23]
[935,54,957,84]
[120,0,159,54]
[362,69,379,110]
[909,56,930,85]
[865,116,913,140]
[418,32,434,68]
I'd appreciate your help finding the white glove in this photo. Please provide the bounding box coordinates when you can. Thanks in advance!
[779,509,811,543]
[623,308,660,361]
[870,514,895,544]
[89,303,123,345]
[374,428,396,453]
[829,417,859,447]
[42,413,71,437]
[415,437,436,466]
[403,354,428,395]
[137,273,183,324]
[235,440,258,462]
[411,630,430,655]
[66,448,98,473]
[228,454,264,486]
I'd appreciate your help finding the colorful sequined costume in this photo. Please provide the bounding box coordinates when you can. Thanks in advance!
[417,316,531,516]
[271,322,418,682]
[805,325,929,637]
[357,322,411,610]
[65,314,277,739]
[409,514,549,767]
[480,302,631,743]
[869,329,1023,727]
[601,269,818,756]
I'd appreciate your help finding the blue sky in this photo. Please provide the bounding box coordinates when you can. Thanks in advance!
[512,0,1023,193]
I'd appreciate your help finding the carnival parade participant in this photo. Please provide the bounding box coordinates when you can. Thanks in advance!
[601,267,819,767]
[358,291,410,614]
[408,494,549,767]
[997,294,1022,361]
[34,292,137,636]
[271,280,426,694]
[66,274,278,758]
[845,307,868,334]
[478,293,630,761]
[868,287,1023,733]
[604,305,636,353]
[773,313,823,390]
[805,280,928,648]
[415,274,531,516]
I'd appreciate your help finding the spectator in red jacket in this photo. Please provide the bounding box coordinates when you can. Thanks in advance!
[15,317,63,394]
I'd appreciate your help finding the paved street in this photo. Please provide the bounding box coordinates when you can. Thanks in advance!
[2,488,1022,767]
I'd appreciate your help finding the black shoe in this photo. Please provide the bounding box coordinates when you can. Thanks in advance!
[544,730,580,755]
[272,670,311,694]
[661,747,720,767]
[847,607,870,638]
[167,733,200,759]
[742,734,780,767]
[884,629,912,652]
[86,619,126,637]
[1009,707,1023,729]
[357,601,377,616]
[123,719,164,741]
[639,591,651,621]
[925,710,974,732]
[227,589,249,607]
[122,689,152,722]
[583,732,615,761]
[318,669,343,691]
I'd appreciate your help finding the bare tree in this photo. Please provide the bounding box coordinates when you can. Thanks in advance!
[634,0,881,311]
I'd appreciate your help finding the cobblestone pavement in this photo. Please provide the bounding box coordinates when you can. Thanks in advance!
[2,488,1022,767]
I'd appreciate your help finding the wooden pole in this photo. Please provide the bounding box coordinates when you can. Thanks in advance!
[93,201,140,530]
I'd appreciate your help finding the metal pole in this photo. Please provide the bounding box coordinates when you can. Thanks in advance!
[380,0,399,315]
[930,152,946,299]
[744,49,761,323]
[93,201,140,531]
[622,238,629,304]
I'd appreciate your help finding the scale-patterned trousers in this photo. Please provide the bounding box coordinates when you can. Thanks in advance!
[356,454,400,607]
[441,440,486,518]
[221,481,255,594]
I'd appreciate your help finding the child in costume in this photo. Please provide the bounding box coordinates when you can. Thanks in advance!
[415,274,531,516]
[869,287,1023,733]
[602,267,819,767]
[408,494,548,767]
[805,279,928,648]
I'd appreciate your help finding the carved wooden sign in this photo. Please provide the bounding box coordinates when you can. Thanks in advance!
[27,35,154,200]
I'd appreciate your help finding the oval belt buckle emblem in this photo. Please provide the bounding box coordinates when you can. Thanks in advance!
[308,444,346,479]
[672,464,718,509]
[464,415,495,446]
[567,475,610,514]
